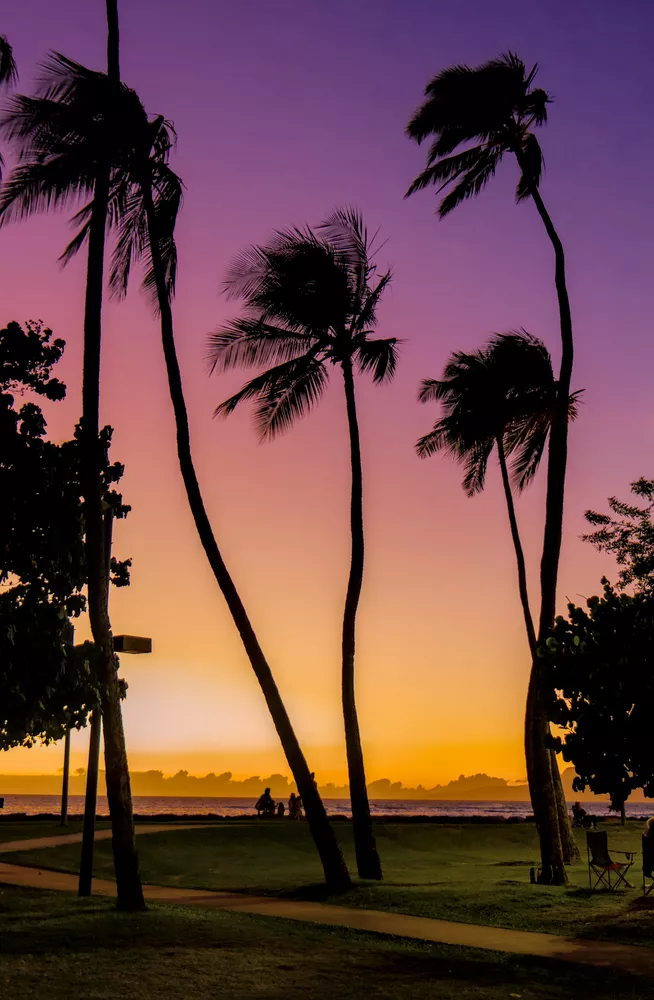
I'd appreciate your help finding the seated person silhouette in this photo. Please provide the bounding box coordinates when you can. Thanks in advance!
[255,788,276,817]
[277,801,286,818]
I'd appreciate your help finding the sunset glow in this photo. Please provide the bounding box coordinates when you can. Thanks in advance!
[3,0,651,786]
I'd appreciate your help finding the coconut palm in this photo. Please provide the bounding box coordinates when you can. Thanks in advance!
[406,53,575,883]
[91,112,352,893]
[208,209,399,880]
[0,43,146,907]
[417,331,580,658]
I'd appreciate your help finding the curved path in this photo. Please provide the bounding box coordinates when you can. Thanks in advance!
[1,828,653,980]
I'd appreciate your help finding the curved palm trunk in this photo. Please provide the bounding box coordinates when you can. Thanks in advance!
[497,438,578,865]
[141,181,351,892]
[340,359,382,881]
[513,154,575,884]
[80,0,144,911]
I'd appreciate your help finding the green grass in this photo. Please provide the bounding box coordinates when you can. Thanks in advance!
[0,818,110,842]
[0,883,651,1000]
[5,819,654,947]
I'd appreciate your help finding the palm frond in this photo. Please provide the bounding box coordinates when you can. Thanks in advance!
[318,206,371,298]
[354,336,399,383]
[254,358,329,439]
[354,269,392,332]
[0,155,96,226]
[0,36,18,87]
[207,319,314,374]
[437,150,502,217]
[214,349,327,440]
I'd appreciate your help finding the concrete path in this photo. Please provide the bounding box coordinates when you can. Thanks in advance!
[0,823,213,854]
[1,830,653,980]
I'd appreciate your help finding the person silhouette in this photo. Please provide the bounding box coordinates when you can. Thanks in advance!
[255,787,275,817]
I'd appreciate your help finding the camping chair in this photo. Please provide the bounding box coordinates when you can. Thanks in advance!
[642,835,654,896]
[587,831,634,890]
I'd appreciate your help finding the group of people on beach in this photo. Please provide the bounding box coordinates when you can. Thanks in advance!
[255,788,304,820]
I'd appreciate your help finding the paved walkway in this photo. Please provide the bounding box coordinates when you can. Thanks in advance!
[1,829,653,979]
[0,823,213,855]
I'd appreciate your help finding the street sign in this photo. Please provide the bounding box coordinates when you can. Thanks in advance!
[113,635,152,654]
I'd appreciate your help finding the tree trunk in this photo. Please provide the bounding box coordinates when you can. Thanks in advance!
[497,438,578,864]
[60,727,71,827]
[78,706,102,897]
[512,149,575,884]
[621,802,626,826]
[141,180,351,892]
[340,359,382,880]
[78,0,144,910]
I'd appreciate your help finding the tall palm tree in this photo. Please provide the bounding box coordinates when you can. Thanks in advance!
[91,112,352,892]
[0,39,146,908]
[406,53,575,883]
[417,331,580,662]
[208,209,399,880]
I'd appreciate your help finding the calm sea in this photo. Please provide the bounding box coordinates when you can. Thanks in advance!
[1,795,652,820]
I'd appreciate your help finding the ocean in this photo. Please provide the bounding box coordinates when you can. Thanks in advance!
[1,795,652,820]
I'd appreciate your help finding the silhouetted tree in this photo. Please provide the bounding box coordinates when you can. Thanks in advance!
[583,479,654,595]
[545,580,654,824]
[91,99,352,893]
[417,331,580,657]
[406,53,576,883]
[0,34,17,178]
[209,208,399,880]
[0,9,145,907]
[0,320,129,750]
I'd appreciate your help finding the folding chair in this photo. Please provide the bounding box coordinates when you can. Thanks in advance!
[642,835,654,896]
[587,831,634,890]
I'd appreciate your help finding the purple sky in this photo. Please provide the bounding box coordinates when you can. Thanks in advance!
[2,0,653,782]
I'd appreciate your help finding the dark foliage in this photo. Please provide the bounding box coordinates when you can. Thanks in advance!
[544,580,654,810]
[583,479,654,595]
[0,320,129,749]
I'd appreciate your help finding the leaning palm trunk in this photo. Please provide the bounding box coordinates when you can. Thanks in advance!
[141,180,351,892]
[341,359,382,880]
[497,437,578,865]
[80,0,144,911]
[519,163,575,884]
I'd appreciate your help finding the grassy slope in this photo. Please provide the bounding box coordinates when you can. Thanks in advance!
[5,820,654,945]
[0,883,651,1000]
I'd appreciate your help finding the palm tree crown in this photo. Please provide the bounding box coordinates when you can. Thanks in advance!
[0,52,180,300]
[405,51,549,215]
[207,208,399,434]
[416,331,579,494]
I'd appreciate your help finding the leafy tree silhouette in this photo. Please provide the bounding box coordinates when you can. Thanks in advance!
[208,208,399,880]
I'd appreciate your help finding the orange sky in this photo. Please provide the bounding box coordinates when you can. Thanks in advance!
[3,1,652,785]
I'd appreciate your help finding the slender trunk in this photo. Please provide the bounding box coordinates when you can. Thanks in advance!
[496,436,536,654]
[60,727,71,827]
[621,801,626,826]
[78,0,144,909]
[515,151,575,884]
[78,706,102,896]
[340,359,382,880]
[141,180,351,892]
[497,438,579,864]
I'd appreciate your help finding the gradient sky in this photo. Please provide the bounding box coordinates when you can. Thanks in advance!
[2,0,653,784]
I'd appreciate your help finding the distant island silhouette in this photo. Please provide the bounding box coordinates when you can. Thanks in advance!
[0,768,645,803]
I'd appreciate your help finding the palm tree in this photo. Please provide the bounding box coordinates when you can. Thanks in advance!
[208,209,399,880]
[406,53,575,883]
[0,35,145,907]
[91,112,352,893]
[417,331,580,661]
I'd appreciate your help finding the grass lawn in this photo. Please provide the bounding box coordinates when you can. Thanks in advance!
[0,818,110,843]
[0,883,652,1000]
[5,819,654,946]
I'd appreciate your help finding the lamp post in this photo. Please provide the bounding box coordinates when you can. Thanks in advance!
[78,505,152,897]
